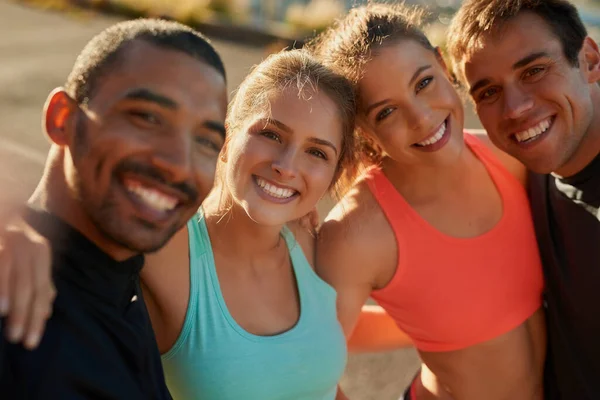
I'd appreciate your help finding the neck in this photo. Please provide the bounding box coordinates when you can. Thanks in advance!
[381,144,472,203]
[554,89,600,177]
[29,147,135,261]
[202,185,285,260]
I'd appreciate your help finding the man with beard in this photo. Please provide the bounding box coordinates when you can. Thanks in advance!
[0,18,227,398]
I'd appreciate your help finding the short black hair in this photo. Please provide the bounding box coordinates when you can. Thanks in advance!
[65,18,226,104]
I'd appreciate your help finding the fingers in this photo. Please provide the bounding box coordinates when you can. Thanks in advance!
[0,243,11,316]
[23,282,55,350]
[23,242,54,349]
[0,227,54,350]
[6,248,33,344]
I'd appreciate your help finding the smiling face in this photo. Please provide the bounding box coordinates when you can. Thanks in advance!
[357,40,465,167]
[48,40,227,254]
[224,87,343,226]
[463,11,600,175]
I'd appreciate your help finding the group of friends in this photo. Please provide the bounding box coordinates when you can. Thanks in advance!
[0,0,598,399]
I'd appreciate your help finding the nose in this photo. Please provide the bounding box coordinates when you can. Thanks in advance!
[502,84,534,120]
[404,101,434,133]
[150,132,194,183]
[271,147,297,180]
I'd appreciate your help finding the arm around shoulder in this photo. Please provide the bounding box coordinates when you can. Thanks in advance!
[316,203,377,339]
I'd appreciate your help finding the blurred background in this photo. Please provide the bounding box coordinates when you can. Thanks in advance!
[2,0,600,398]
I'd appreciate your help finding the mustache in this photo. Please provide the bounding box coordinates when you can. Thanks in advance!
[116,160,199,202]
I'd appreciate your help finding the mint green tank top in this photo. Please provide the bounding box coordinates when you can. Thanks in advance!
[161,212,347,399]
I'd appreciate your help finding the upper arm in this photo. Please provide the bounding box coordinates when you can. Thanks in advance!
[315,187,396,338]
[140,227,191,353]
[471,131,528,187]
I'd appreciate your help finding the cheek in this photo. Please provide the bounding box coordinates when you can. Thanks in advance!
[375,124,409,150]
[437,86,464,118]
[229,136,272,168]
[475,104,498,131]
[192,155,218,200]
[303,162,337,199]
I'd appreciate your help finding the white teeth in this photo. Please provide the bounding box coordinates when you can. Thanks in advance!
[126,181,178,212]
[256,177,295,199]
[515,118,551,143]
[417,121,446,147]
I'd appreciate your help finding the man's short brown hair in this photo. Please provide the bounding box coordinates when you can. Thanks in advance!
[447,0,587,78]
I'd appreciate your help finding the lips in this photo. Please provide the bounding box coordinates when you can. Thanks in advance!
[253,175,299,204]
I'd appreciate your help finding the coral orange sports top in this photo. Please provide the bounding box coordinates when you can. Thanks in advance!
[367,133,544,352]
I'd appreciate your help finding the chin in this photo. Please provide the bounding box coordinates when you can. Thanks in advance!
[243,206,293,228]
[99,217,179,254]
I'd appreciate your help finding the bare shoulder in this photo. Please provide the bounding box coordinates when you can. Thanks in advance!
[317,180,397,290]
[468,129,528,187]
[140,225,192,353]
[143,226,190,279]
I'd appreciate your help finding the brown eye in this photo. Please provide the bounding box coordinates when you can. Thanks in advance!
[376,107,394,122]
[478,87,499,102]
[308,148,327,160]
[195,137,221,152]
[260,130,282,143]
[524,67,544,78]
[129,110,160,125]
[416,77,433,93]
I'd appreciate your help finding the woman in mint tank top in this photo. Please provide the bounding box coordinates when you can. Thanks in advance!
[140,49,361,399]
[0,47,397,398]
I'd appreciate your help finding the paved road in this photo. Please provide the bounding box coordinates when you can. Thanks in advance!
[0,2,485,398]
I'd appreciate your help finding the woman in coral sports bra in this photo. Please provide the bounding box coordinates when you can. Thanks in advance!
[311,4,546,400]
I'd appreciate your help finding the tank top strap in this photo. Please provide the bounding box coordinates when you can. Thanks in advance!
[188,209,212,257]
[363,166,414,234]
[464,132,510,178]
[463,132,527,198]
[162,209,212,361]
[280,225,313,285]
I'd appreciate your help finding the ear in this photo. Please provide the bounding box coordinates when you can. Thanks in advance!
[43,88,78,146]
[581,36,600,84]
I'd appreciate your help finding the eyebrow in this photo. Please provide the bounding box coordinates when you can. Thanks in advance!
[469,78,491,96]
[364,98,392,117]
[512,51,549,70]
[469,52,550,96]
[260,118,338,156]
[365,65,432,115]
[262,117,292,133]
[123,88,178,109]
[409,65,432,86]
[308,137,338,156]
[125,88,225,137]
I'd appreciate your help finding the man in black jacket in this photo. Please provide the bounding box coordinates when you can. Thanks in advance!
[0,18,227,398]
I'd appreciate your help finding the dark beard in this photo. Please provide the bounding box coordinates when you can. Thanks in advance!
[70,115,189,254]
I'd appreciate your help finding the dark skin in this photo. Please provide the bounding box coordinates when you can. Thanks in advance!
[2,40,228,348]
